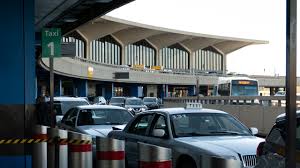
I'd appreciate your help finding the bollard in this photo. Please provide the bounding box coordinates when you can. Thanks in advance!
[33,125,48,168]
[96,137,125,168]
[138,142,172,168]
[47,128,68,168]
[68,131,92,168]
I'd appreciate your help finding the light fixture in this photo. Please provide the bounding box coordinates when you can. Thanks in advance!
[63,18,78,23]
[94,0,113,3]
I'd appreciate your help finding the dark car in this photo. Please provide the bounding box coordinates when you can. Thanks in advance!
[124,97,147,115]
[143,97,160,110]
[109,97,126,107]
[255,111,300,168]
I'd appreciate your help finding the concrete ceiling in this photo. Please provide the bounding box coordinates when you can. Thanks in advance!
[76,15,268,54]
[35,0,134,34]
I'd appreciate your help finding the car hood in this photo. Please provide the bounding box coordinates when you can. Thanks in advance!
[175,136,264,156]
[78,125,126,137]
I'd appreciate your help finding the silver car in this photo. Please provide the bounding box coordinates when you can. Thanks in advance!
[108,107,264,168]
[59,105,133,137]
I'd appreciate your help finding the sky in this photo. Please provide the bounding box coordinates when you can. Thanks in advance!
[107,0,298,76]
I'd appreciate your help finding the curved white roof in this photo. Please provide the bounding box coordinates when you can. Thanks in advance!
[74,15,268,54]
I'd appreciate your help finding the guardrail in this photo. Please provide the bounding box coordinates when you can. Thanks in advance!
[163,96,300,136]
[164,96,300,107]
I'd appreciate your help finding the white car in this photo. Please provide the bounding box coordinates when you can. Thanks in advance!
[109,107,264,168]
[59,105,133,137]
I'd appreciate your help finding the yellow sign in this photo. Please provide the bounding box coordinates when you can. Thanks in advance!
[87,66,94,79]
[151,66,162,70]
[132,64,144,70]
[238,81,250,85]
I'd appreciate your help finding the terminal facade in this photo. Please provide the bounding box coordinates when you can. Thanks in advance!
[37,16,272,100]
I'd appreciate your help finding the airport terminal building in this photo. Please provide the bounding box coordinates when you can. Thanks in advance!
[37,16,283,100]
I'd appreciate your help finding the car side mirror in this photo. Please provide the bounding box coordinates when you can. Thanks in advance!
[250,127,258,135]
[152,129,165,138]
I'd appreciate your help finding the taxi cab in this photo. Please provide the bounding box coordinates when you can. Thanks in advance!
[108,104,264,168]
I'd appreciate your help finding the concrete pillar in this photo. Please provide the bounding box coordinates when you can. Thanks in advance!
[121,45,125,65]
[0,0,35,167]
[155,48,160,66]
[223,54,227,74]
[190,52,195,70]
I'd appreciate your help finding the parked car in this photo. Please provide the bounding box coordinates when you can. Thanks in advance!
[93,96,107,105]
[109,96,126,107]
[51,97,90,122]
[143,97,160,110]
[124,97,147,115]
[255,111,300,168]
[109,107,264,168]
[59,105,133,137]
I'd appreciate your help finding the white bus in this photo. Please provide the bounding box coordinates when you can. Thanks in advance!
[213,77,259,96]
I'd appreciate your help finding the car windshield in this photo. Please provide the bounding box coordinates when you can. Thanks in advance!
[125,99,143,105]
[143,98,156,103]
[171,113,251,137]
[77,109,133,126]
[110,97,125,103]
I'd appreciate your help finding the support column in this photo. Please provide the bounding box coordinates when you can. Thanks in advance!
[121,45,125,65]
[222,54,227,74]
[155,48,160,66]
[190,52,195,71]
[0,0,35,167]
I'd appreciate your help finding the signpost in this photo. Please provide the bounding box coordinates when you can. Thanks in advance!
[42,28,61,128]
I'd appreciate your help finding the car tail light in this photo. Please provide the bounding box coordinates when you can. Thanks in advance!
[256,141,265,156]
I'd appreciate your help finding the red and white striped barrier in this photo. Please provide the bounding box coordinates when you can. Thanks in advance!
[96,137,125,168]
[68,131,93,168]
[139,142,172,168]
[33,125,48,168]
[47,128,68,168]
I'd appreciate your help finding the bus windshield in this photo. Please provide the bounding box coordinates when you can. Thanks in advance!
[231,84,258,96]
[231,80,258,96]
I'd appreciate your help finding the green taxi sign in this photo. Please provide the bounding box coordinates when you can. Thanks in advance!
[42,28,61,57]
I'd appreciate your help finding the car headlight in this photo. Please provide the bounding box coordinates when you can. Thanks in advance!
[141,108,146,111]
[127,108,133,111]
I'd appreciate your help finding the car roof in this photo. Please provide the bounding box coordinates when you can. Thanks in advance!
[76,104,126,110]
[54,97,88,102]
[111,97,126,99]
[126,97,141,100]
[147,107,228,115]
[276,110,300,122]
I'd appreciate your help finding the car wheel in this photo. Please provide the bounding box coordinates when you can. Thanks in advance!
[177,157,197,168]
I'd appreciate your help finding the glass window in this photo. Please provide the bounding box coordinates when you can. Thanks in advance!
[128,114,154,136]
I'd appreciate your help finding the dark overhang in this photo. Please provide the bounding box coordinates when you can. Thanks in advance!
[35,0,134,34]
